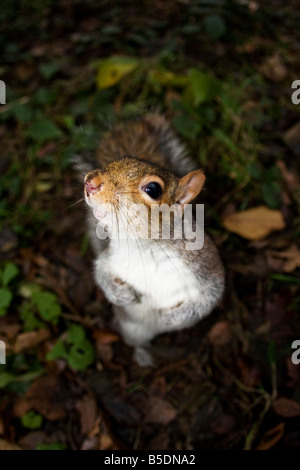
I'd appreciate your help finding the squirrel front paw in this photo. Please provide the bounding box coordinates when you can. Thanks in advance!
[104,277,141,306]
[158,301,196,327]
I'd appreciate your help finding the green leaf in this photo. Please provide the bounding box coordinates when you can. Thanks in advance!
[186,69,221,106]
[67,324,94,371]
[203,14,226,40]
[261,181,280,208]
[148,69,188,87]
[36,442,67,450]
[172,114,201,140]
[32,291,62,324]
[2,262,19,286]
[21,410,43,429]
[46,338,68,361]
[68,336,94,371]
[0,369,44,389]
[0,372,15,388]
[34,88,57,105]
[46,324,94,371]
[270,274,300,284]
[68,323,85,343]
[26,118,63,142]
[12,103,33,123]
[39,62,60,80]
[96,56,140,89]
[248,161,263,180]
[20,302,46,332]
[0,288,13,316]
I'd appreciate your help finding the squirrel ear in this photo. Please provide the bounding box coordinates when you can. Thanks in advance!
[175,170,206,205]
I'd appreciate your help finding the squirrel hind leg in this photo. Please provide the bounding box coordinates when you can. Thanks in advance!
[133,346,154,367]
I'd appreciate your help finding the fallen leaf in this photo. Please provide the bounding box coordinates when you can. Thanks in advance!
[148,432,170,450]
[277,160,300,196]
[282,121,300,154]
[13,398,31,418]
[237,359,261,387]
[272,398,300,418]
[259,54,287,82]
[144,397,177,425]
[75,394,98,435]
[257,422,285,450]
[223,206,285,241]
[268,244,300,272]
[286,357,300,388]
[208,321,232,347]
[98,423,115,451]
[0,439,22,450]
[0,317,21,340]
[13,329,50,353]
[18,431,49,450]
[93,329,120,346]
[101,397,141,425]
[26,376,67,421]
[0,227,18,253]
[210,413,236,435]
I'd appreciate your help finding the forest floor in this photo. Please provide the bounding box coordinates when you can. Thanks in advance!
[0,0,300,450]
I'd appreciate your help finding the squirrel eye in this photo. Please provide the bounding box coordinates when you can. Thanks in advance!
[142,182,162,200]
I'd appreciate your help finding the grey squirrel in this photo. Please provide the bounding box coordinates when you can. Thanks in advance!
[77,114,225,366]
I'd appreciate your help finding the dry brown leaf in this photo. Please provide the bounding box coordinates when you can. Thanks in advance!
[210,413,236,435]
[282,121,300,154]
[259,54,287,82]
[75,395,98,435]
[144,397,177,425]
[257,422,285,450]
[0,439,22,450]
[98,432,115,451]
[268,244,300,272]
[13,397,31,418]
[272,397,300,418]
[26,376,67,421]
[208,321,232,347]
[277,160,300,194]
[93,329,120,346]
[13,329,50,353]
[223,205,285,241]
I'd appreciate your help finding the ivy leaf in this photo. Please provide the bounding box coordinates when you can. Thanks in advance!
[67,324,95,371]
[32,291,61,324]
[36,442,67,450]
[96,56,140,89]
[46,324,94,371]
[2,262,19,286]
[0,288,13,316]
[20,302,46,332]
[46,339,68,362]
[203,14,227,41]
[26,118,62,142]
[186,69,221,106]
[39,62,60,80]
[172,114,201,140]
[12,103,33,123]
[21,410,43,429]
[0,372,15,388]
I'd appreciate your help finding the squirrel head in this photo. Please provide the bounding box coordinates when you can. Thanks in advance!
[84,156,205,232]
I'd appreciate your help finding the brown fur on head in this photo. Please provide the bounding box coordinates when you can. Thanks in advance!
[84,156,205,211]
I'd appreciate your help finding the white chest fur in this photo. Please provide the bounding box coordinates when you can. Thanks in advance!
[96,239,201,310]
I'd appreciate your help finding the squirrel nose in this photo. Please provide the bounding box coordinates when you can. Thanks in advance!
[85,178,103,197]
